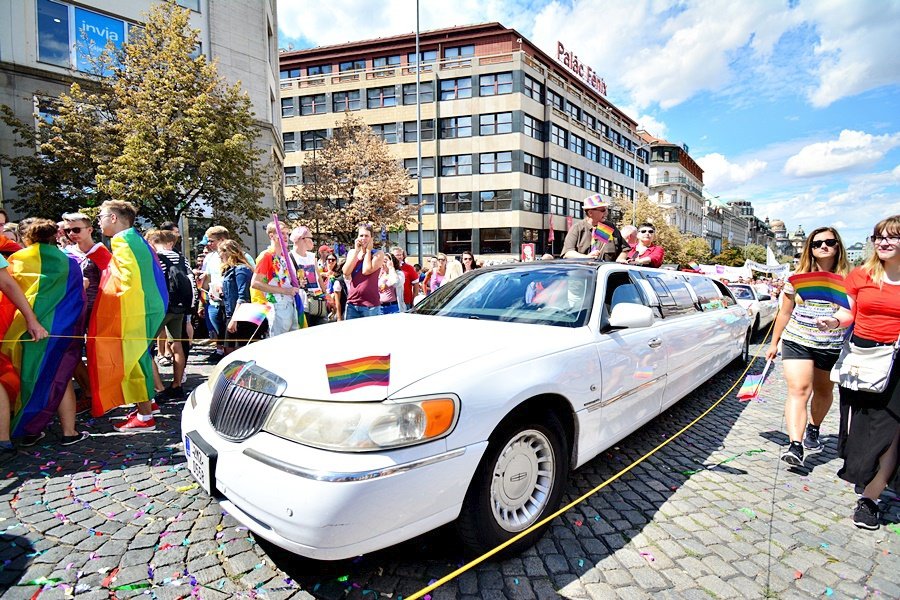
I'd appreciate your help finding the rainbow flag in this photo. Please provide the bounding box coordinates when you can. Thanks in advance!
[232,302,273,326]
[737,359,772,401]
[87,228,167,416]
[592,223,615,245]
[0,244,85,437]
[788,272,850,309]
[326,355,390,394]
[688,261,700,271]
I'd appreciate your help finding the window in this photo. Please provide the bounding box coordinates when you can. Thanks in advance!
[524,76,543,102]
[480,228,512,254]
[300,94,326,115]
[333,90,361,112]
[440,192,472,212]
[307,64,332,76]
[407,230,436,256]
[284,166,299,186]
[440,116,472,139]
[549,195,566,216]
[523,191,545,213]
[547,90,564,110]
[38,1,130,71]
[586,142,599,162]
[479,152,512,174]
[585,113,596,129]
[480,72,513,96]
[281,98,295,118]
[481,190,512,211]
[440,77,472,100]
[645,274,698,317]
[585,173,598,192]
[569,167,584,188]
[613,155,624,173]
[441,155,472,176]
[600,179,611,196]
[367,86,397,108]
[565,101,580,121]
[404,157,435,178]
[550,160,567,182]
[523,114,543,140]
[371,123,398,144]
[300,130,327,150]
[443,44,475,66]
[280,68,300,80]
[407,50,438,71]
[624,161,634,178]
[175,0,200,10]
[524,153,543,177]
[568,199,583,219]
[687,277,725,311]
[636,167,646,185]
[403,81,434,104]
[402,119,435,142]
[569,134,584,156]
[406,194,436,215]
[479,112,512,135]
[550,124,567,147]
[339,59,366,72]
[601,150,612,168]
[283,132,296,152]
[441,230,473,255]
[373,55,401,68]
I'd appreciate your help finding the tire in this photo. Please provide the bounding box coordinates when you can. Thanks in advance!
[456,412,569,557]
[753,315,760,335]
[733,328,752,366]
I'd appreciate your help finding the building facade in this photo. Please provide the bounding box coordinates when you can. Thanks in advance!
[0,0,282,253]
[728,200,773,248]
[644,136,705,239]
[278,22,649,258]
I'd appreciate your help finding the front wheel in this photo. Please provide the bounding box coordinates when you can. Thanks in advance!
[733,328,752,366]
[456,412,569,557]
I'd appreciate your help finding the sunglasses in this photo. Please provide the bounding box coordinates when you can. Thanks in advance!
[639,229,655,234]
[811,239,838,249]
[326,257,336,262]
[438,258,446,262]
[64,227,85,234]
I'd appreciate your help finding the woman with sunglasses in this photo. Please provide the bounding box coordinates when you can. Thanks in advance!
[422,253,447,295]
[766,227,850,467]
[320,254,340,321]
[461,250,478,272]
[618,222,664,268]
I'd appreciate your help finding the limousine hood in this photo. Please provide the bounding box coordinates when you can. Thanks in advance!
[221,313,589,401]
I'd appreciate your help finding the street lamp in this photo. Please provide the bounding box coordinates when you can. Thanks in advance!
[631,139,651,226]
[307,130,329,247]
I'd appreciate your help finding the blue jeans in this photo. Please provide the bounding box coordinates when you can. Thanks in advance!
[206,300,225,339]
[345,304,382,320]
[380,302,400,315]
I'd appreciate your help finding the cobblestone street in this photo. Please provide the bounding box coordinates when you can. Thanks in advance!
[1,341,898,599]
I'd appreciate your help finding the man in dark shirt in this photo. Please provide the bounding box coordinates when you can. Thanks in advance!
[562,194,626,261]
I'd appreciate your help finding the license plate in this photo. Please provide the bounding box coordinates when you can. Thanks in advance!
[184,431,217,495]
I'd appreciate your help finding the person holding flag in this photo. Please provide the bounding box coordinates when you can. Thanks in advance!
[562,194,626,261]
[251,220,302,336]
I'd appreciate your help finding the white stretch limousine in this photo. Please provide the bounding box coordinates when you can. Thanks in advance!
[181,262,751,560]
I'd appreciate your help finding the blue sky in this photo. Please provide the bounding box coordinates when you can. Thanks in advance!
[278,0,900,246]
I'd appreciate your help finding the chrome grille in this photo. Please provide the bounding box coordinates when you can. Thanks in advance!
[209,375,278,441]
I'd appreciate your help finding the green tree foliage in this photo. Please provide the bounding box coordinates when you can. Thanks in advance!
[0,2,265,233]
[742,243,768,264]
[291,112,414,245]
[680,236,713,265]
[616,194,683,265]
[712,241,746,266]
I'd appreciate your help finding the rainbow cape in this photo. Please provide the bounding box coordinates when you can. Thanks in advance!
[788,272,850,309]
[87,228,168,416]
[0,244,85,437]
[326,355,390,394]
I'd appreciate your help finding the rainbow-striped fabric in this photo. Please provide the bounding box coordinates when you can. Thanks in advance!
[326,355,390,394]
[788,272,850,309]
[0,243,85,436]
[87,228,168,416]
[592,223,615,245]
[688,261,700,271]
[232,302,273,326]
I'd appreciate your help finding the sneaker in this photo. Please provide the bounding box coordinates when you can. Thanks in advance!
[803,425,824,454]
[780,442,804,467]
[155,354,173,366]
[75,396,92,416]
[853,498,880,530]
[20,431,46,447]
[113,414,156,433]
[155,386,185,402]
[181,371,188,385]
[127,402,160,418]
[60,431,90,446]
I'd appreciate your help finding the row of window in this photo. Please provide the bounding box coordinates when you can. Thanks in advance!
[280,45,477,80]
[549,124,645,181]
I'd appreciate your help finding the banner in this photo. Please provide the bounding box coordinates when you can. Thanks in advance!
[744,260,790,277]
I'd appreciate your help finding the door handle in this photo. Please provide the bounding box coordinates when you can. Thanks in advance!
[648,338,662,348]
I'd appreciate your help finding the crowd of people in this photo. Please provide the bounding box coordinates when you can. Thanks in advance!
[0,195,895,530]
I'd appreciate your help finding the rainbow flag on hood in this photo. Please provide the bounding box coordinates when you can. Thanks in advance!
[87,228,167,416]
[0,244,85,437]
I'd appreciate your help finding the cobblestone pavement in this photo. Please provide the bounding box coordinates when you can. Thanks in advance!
[0,340,898,599]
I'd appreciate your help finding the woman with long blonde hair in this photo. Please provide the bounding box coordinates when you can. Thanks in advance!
[766,226,850,467]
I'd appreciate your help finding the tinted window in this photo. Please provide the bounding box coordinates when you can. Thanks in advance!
[688,277,725,311]
[728,285,754,300]
[644,273,697,317]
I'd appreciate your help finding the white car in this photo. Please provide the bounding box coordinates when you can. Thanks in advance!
[181,262,750,560]
[727,283,777,334]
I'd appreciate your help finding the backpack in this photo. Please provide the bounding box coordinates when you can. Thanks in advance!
[159,253,193,314]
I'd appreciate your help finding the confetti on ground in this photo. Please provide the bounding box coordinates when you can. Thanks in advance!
[739,508,757,519]
[794,570,803,580]
[639,551,656,563]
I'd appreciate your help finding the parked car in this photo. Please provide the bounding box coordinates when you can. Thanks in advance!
[727,283,777,334]
[181,262,751,560]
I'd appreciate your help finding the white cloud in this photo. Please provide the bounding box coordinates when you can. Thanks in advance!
[783,130,900,177]
[696,153,767,190]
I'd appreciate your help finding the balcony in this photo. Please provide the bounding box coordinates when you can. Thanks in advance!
[649,175,703,198]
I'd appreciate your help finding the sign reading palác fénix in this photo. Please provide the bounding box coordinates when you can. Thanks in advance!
[556,41,608,97]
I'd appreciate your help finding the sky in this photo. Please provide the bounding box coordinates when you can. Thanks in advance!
[277,0,900,246]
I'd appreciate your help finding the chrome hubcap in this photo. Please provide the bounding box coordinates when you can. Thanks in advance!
[490,429,555,532]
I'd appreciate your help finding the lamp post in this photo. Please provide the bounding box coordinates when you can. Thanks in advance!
[308,130,329,247]
[415,0,424,264]
[631,140,651,226]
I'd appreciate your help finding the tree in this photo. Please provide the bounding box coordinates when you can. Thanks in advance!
[290,112,414,246]
[680,237,713,265]
[0,2,265,234]
[616,194,684,264]
[712,241,746,266]
[742,243,768,264]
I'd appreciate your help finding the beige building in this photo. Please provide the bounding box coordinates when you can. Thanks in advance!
[0,0,282,253]
[279,22,649,259]
[642,134,705,240]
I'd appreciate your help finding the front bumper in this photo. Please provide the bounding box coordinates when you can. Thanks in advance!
[180,386,487,560]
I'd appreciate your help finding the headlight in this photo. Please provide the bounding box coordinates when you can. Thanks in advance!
[262,395,458,451]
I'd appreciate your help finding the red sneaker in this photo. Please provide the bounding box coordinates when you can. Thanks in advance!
[126,402,160,419]
[113,414,156,433]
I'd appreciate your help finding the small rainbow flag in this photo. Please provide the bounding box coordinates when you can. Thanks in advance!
[788,272,850,309]
[592,223,615,245]
[326,355,390,394]
[688,261,700,271]
[737,359,772,401]
[232,302,273,326]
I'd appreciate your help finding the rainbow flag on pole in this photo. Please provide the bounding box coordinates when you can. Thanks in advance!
[737,359,773,401]
[87,228,167,416]
[788,272,850,309]
[326,355,390,394]
[592,223,615,245]
[0,244,85,437]
[232,302,273,326]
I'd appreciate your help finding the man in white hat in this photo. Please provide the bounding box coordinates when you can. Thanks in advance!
[562,194,626,261]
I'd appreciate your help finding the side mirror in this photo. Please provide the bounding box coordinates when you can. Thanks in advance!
[757,294,771,301]
[608,303,655,329]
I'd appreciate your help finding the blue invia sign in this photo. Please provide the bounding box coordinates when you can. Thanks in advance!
[74,7,125,73]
